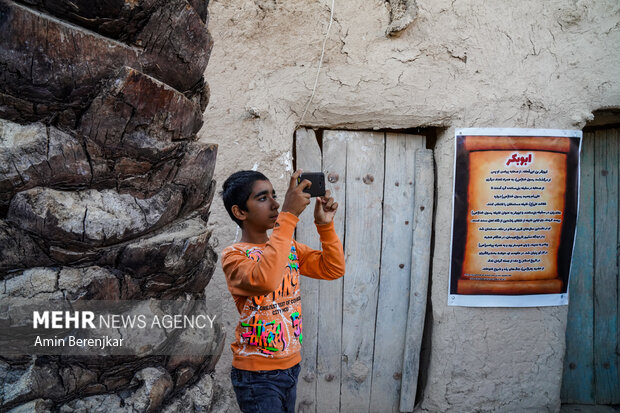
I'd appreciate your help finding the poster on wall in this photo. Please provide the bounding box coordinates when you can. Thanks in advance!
[448,128,582,307]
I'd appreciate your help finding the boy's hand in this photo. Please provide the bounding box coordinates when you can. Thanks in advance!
[314,190,338,224]
[281,170,311,217]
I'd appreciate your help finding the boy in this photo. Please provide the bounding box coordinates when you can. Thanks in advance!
[221,169,345,413]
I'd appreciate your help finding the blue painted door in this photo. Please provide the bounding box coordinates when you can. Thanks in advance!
[561,127,620,404]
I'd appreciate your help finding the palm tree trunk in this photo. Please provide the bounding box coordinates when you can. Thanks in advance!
[0,0,223,410]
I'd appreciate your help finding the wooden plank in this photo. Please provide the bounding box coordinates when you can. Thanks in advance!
[593,128,620,403]
[616,128,620,406]
[399,149,434,412]
[295,128,322,413]
[369,134,425,412]
[317,130,348,413]
[340,131,385,412]
[561,132,595,403]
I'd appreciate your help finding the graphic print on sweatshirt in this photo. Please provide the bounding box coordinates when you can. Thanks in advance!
[236,242,303,358]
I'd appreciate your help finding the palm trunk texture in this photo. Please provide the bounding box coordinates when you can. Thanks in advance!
[0,0,224,411]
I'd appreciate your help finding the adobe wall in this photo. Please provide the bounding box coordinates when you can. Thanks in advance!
[199,0,620,411]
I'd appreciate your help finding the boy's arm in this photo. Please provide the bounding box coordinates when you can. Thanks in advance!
[297,221,345,280]
[222,212,298,296]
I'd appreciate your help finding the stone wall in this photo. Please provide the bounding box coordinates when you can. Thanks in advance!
[201,0,619,411]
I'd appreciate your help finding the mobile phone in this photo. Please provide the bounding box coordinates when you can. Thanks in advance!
[297,172,326,197]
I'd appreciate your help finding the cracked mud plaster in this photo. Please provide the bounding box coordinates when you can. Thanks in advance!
[202,1,620,411]
[385,0,418,36]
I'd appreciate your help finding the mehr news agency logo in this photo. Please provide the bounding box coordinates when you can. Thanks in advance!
[31,309,217,350]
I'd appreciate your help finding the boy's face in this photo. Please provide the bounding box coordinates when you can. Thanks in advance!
[236,179,280,231]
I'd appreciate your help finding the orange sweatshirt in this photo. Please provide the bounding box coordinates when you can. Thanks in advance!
[221,211,345,371]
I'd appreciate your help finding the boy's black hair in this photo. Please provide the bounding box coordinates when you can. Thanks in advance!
[221,170,269,228]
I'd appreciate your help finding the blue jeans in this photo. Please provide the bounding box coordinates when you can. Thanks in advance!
[230,363,301,413]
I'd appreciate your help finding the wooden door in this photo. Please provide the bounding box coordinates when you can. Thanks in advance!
[562,127,620,404]
[295,129,434,412]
